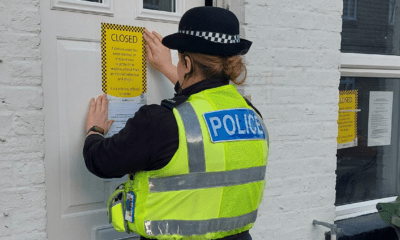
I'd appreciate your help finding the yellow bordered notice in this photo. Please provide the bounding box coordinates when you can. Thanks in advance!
[101,23,147,98]
[337,90,358,148]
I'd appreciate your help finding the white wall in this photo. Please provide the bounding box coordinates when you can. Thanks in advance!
[0,0,47,239]
[240,0,343,239]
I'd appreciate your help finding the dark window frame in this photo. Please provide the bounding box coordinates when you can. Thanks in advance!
[143,0,176,12]
[83,0,103,3]
[343,0,357,21]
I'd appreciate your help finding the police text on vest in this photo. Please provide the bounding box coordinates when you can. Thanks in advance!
[203,108,266,143]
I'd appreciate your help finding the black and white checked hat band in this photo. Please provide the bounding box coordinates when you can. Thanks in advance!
[179,30,240,44]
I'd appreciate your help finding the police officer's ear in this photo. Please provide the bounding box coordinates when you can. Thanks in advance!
[184,55,192,74]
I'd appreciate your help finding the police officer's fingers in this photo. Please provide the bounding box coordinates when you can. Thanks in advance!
[153,31,163,43]
[101,93,108,113]
[151,31,162,44]
[104,120,114,135]
[144,29,157,44]
[145,36,158,51]
[95,94,103,113]
[143,30,150,43]
[144,28,151,38]
[144,37,159,59]
[144,31,154,49]
[85,98,96,132]
[89,98,96,112]
[145,45,154,62]
[106,119,114,134]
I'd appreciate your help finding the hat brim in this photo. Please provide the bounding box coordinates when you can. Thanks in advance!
[162,33,252,56]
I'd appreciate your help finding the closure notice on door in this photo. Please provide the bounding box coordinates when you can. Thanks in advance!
[101,23,147,98]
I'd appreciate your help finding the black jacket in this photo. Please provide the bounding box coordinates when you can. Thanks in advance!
[83,78,260,240]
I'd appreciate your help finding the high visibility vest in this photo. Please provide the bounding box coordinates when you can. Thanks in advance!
[125,84,269,239]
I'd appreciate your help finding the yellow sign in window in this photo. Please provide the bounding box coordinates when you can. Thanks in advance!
[101,23,146,98]
[338,90,358,148]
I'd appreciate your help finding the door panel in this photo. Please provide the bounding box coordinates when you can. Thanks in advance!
[41,0,204,239]
[57,39,105,216]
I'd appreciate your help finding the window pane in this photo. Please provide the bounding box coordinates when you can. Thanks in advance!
[82,0,102,2]
[341,0,400,55]
[343,0,349,16]
[143,0,176,12]
[349,0,356,15]
[336,77,400,206]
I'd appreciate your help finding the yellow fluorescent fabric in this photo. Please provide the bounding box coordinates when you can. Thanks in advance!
[147,109,189,178]
[111,202,126,232]
[145,188,222,220]
[123,84,268,239]
[218,181,265,218]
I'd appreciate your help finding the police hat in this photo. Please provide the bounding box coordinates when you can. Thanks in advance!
[162,6,252,56]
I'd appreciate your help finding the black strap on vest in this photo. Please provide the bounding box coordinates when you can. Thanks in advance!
[243,97,263,119]
[161,95,263,119]
[161,96,189,110]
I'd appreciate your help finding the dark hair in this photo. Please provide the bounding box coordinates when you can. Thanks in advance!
[179,52,247,85]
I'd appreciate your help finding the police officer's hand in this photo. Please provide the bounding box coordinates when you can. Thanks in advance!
[85,93,114,135]
[144,29,178,84]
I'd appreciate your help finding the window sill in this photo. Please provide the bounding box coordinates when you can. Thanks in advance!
[335,196,397,221]
[328,213,397,240]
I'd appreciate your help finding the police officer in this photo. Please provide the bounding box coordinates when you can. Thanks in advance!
[84,6,269,240]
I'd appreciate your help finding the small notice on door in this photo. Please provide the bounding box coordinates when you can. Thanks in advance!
[368,91,393,147]
[105,99,145,138]
[337,90,358,149]
[101,23,147,98]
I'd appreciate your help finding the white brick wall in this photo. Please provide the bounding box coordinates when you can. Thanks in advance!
[0,0,46,239]
[239,0,341,239]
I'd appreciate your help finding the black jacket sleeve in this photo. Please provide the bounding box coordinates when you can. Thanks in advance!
[83,104,179,178]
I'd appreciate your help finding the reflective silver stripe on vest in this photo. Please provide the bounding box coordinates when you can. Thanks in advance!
[144,210,258,236]
[149,165,266,193]
[175,102,206,173]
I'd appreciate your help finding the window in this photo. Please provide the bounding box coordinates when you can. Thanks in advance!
[51,0,113,15]
[343,0,357,21]
[135,0,183,23]
[389,0,396,25]
[336,77,400,206]
[337,0,400,220]
[341,0,400,55]
[143,0,176,12]
[83,0,102,2]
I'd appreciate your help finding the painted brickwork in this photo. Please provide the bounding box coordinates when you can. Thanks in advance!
[241,0,342,239]
[0,0,47,239]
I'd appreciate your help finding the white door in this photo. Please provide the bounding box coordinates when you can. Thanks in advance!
[41,1,204,239]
